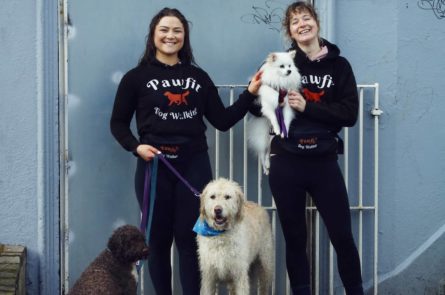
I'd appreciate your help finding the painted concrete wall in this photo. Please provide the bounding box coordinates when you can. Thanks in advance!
[0,1,444,294]
[0,1,40,294]
[336,0,445,293]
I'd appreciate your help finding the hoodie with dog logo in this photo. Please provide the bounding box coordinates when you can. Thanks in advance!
[249,39,359,158]
[290,38,358,134]
[110,59,256,154]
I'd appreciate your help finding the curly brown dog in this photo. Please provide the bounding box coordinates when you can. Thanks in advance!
[68,225,149,295]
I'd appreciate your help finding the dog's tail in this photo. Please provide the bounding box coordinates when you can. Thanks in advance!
[246,116,271,155]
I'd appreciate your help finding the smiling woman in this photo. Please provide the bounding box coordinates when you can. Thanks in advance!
[153,16,185,65]
[138,8,195,68]
[109,7,262,295]
[258,2,365,295]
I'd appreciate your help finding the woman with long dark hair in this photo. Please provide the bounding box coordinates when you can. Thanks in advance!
[110,8,261,294]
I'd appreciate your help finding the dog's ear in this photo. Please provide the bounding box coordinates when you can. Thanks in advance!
[199,201,206,220]
[108,226,128,260]
[199,188,207,220]
[288,50,296,59]
[267,52,277,63]
[235,186,245,222]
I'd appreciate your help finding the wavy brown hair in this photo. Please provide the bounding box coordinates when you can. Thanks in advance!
[282,1,321,46]
[138,8,195,66]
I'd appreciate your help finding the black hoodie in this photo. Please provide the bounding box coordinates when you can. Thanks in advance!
[110,59,256,154]
[290,39,358,134]
[263,39,359,157]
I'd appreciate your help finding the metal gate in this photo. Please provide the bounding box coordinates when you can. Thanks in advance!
[198,83,381,295]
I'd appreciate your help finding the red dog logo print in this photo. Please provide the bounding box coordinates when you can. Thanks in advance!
[164,91,190,106]
[302,88,325,103]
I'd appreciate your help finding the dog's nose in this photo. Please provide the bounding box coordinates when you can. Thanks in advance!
[214,206,223,215]
[287,69,292,75]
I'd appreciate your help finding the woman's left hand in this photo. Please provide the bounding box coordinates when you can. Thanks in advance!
[288,90,306,112]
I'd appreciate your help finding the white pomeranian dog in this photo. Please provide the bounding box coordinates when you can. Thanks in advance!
[247,51,301,174]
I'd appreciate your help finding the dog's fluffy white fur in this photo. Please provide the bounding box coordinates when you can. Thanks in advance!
[196,178,274,295]
[248,51,301,174]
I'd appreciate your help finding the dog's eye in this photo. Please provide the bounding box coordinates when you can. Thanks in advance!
[210,195,215,199]
[280,65,285,68]
[224,195,231,200]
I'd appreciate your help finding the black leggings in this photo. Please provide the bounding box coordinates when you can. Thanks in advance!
[135,152,212,295]
[269,154,363,295]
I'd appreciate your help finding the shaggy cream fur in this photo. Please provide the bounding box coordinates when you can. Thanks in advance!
[196,178,274,294]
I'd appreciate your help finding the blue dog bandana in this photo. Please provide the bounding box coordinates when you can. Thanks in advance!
[193,218,225,237]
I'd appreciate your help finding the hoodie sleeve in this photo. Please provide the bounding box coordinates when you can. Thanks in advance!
[110,72,140,152]
[303,58,358,128]
[203,74,257,131]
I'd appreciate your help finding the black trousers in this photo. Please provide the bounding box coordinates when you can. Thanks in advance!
[135,152,212,295]
[269,154,364,295]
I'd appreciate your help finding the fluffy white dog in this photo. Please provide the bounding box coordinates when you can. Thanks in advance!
[195,178,274,295]
[247,51,301,174]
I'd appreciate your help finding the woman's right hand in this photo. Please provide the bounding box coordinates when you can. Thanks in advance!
[136,144,160,161]
[247,71,263,96]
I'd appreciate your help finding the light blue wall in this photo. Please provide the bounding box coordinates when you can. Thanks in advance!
[0,1,40,294]
[0,0,59,294]
[336,0,445,293]
[0,0,444,294]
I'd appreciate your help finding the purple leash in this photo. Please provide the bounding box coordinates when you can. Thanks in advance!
[140,153,200,235]
[157,153,201,197]
[139,162,151,234]
[275,107,287,137]
[275,89,288,137]
[137,153,200,273]
[137,156,158,273]
[140,156,159,236]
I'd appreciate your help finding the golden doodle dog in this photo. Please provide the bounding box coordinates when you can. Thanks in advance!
[195,178,274,294]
